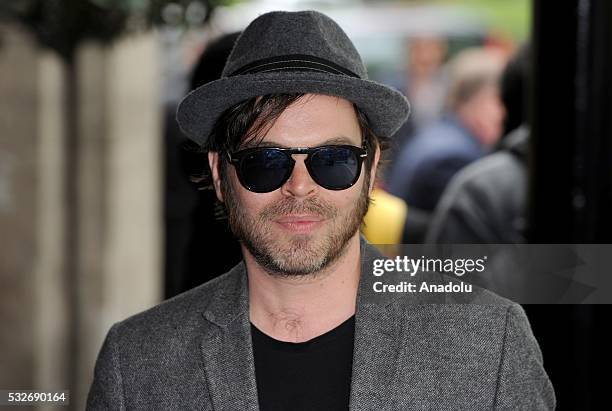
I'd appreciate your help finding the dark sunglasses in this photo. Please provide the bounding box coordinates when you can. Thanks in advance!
[227,145,368,193]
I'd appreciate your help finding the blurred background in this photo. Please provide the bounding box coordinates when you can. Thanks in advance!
[0,0,610,409]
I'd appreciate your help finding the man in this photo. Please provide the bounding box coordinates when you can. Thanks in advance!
[387,48,506,213]
[384,35,449,168]
[164,32,243,298]
[87,11,554,410]
[426,45,532,245]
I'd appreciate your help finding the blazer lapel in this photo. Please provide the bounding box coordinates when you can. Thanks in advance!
[349,239,404,410]
[350,239,435,410]
[350,301,405,410]
[199,262,260,411]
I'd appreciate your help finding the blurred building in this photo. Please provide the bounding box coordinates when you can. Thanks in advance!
[0,22,162,409]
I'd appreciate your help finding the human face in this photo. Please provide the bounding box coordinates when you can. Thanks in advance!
[461,84,505,146]
[209,94,379,277]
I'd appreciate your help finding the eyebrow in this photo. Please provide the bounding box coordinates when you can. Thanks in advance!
[243,135,359,149]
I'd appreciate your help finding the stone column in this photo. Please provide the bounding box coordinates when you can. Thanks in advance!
[0,24,44,408]
[0,24,162,410]
[75,33,163,408]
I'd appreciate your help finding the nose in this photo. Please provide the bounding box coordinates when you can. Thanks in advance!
[280,155,318,198]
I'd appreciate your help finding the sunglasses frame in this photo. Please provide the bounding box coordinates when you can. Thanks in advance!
[227,144,368,193]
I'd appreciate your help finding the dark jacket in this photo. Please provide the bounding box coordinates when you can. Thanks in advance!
[426,127,529,244]
[387,116,486,211]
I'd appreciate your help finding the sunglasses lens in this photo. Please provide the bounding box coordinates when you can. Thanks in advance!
[309,147,360,190]
[239,149,292,192]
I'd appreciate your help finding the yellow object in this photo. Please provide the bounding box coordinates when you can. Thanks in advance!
[362,188,407,245]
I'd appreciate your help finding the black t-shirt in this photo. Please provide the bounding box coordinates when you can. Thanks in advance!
[251,316,355,411]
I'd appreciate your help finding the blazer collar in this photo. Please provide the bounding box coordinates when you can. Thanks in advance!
[350,238,405,410]
[201,260,250,328]
[199,261,259,410]
[350,240,450,409]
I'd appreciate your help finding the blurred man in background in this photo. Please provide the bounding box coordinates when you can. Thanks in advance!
[402,36,449,133]
[427,44,531,244]
[387,48,506,214]
[383,36,449,177]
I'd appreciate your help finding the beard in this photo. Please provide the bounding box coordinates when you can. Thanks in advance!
[222,169,371,277]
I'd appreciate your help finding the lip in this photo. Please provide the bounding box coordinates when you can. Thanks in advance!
[275,215,325,233]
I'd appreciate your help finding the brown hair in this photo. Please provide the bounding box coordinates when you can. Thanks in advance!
[446,48,505,111]
[189,93,389,189]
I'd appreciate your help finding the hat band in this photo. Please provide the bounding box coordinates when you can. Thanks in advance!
[228,54,360,78]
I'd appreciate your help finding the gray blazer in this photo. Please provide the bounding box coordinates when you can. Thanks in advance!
[87,239,555,410]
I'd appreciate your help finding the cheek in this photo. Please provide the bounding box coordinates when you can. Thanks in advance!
[487,95,505,122]
[231,182,282,215]
[331,181,366,210]
[488,103,505,134]
[228,170,368,218]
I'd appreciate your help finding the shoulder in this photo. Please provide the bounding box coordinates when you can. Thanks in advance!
[88,265,246,409]
[383,279,534,364]
[407,126,481,170]
[359,271,553,407]
[392,275,521,320]
[431,146,527,233]
[451,151,525,195]
[450,126,529,192]
[110,263,245,343]
[361,240,519,316]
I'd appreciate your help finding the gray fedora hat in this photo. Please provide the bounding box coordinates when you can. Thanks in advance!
[176,10,410,146]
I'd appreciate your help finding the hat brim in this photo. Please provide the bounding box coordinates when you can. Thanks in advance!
[176,71,410,146]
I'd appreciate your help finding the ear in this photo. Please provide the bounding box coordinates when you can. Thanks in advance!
[367,144,381,195]
[208,151,224,202]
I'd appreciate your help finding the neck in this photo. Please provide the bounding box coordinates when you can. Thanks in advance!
[246,233,361,343]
